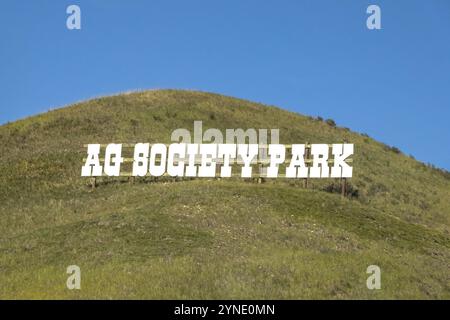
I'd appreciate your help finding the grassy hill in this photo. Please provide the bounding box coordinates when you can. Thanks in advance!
[0,89,448,299]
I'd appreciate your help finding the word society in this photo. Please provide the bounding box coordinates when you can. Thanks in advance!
[81,143,353,178]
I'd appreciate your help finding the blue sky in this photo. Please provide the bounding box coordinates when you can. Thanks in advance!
[1,0,449,169]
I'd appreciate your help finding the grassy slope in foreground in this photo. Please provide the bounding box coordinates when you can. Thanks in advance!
[0,89,448,299]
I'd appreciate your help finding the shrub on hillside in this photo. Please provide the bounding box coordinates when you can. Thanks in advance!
[322,181,359,198]
[390,146,401,154]
[367,182,389,196]
[325,119,336,127]
[383,144,402,154]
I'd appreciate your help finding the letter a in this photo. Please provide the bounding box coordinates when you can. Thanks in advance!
[66,265,81,290]
[366,5,381,30]
[366,265,381,289]
[81,144,102,176]
[66,5,81,30]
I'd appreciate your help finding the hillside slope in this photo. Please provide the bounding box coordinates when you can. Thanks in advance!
[0,90,448,299]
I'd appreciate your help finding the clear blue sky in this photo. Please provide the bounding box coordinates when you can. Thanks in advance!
[1,0,449,169]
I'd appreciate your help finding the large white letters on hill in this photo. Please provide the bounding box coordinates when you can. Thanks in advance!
[82,143,354,178]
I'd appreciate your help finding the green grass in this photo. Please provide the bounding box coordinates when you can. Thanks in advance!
[0,89,448,299]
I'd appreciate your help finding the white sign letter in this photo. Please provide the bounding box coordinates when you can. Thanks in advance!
[310,144,329,178]
[81,144,102,176]
[132,143,150,176]
[286,144,308,178]
[104,144,123,176]
[238,144,258,178]
[331,144,353,178]
[167,143,186,177]
[267,144,285,178]
[149,144,167,177]
[218,144,236,177]
[198,144,217,177]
